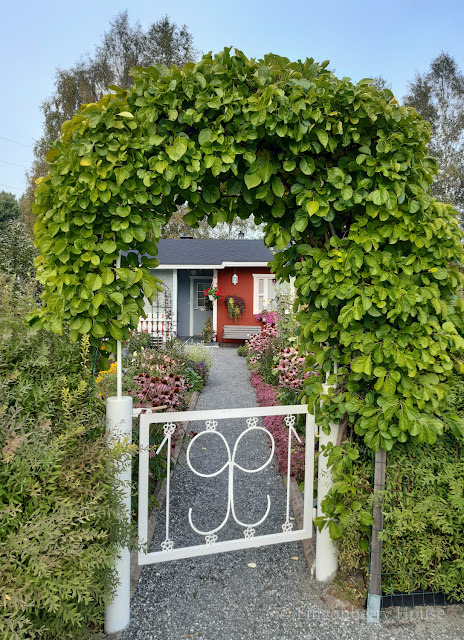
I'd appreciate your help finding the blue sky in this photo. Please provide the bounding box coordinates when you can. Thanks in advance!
[2,0,463,197]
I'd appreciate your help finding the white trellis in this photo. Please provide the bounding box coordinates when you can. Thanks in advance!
[138,405,315,565]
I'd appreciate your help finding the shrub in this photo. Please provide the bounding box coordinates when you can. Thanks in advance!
[185,359,209,385]
[236,344,248,357]
[184,342,213,373]
[125,329,152,353]
[318,428,464,602]
[0,275,129,639]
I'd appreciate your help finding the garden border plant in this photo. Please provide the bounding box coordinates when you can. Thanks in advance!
[29,47,464,550]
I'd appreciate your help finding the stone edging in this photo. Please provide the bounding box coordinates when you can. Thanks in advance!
[130,390,200,596]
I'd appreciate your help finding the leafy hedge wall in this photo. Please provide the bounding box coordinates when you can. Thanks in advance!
[317,375,464,602]
[0,276,128,639]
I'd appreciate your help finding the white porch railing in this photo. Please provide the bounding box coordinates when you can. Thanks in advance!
[137,313,172,345]
[138,405,315,565]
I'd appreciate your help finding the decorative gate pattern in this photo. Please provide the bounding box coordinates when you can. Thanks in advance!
[137,282,173,346]
[138,405,315,565]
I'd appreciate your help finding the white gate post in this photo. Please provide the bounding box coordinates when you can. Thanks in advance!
[105,394,132,633]
[104,318,133,633]
[315,366,339,583]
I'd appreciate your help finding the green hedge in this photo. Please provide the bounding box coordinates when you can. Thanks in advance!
[0,276,129,639]
[318,378,464,602]
[381,432,464,600]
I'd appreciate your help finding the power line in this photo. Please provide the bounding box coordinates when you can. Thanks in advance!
[0,136,34,149]
[0,183,24,192]
[0,159,28,169]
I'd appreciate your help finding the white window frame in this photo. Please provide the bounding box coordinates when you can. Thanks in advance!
[252,274,277,314]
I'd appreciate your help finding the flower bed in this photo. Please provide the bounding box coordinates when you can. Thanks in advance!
[250,371,306,483]
[95,337,213,509]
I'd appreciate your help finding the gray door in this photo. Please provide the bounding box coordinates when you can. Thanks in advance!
[191,278,213,336]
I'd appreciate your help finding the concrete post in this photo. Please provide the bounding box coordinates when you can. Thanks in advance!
[104,395,133,634]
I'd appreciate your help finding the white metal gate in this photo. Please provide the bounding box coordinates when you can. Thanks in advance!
[138,405,315,565]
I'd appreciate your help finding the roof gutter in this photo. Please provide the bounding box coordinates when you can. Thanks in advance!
[156,261,270,269]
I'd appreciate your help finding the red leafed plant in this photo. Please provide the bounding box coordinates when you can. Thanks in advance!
[249,371,306,483]
[129,371,186,410]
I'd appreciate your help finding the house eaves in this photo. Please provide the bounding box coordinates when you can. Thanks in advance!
[157,261,269,269]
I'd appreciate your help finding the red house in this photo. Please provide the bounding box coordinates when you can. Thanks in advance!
[140,238,280,343]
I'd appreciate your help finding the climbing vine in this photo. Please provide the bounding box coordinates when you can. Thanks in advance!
[30,47,464,448]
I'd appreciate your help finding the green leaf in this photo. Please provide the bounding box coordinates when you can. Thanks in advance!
[99,356,111,370]
[85,274,103,291]
[300,157,315,175]
[78,318,92,334]
[352,354,372,375]
[358,511,374,526]
[272,176,285,198]
[109,292,124,305]
[109,323,124,341]
[166,137,188,161]
[211,157,222,177]
[148,134,165,146]
[306,201,320,215]
[431,267,448,280]
[101,268,114,285]
[283,160,296,172]
[294,211,309,232]
[141,271,156,298]
[341,186,353,200]
[327,167,345,186]
[182,75,194,98]
[203,183,220,203]
[92,292,104,309]
[141,256,159,268]
[101,240,117,254]
[114,167,128,186]
[272,200,285,218]
[121,229,133,243]
[198,129,212,145]
[91,320,106,338]
[244,172,261,189]
[316,130,328,147]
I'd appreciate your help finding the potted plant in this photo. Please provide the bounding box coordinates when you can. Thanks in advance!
[204,285,222,302]
[201,317,215,342]
[224,294,245,322]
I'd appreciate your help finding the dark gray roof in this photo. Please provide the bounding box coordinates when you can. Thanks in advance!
[156,239,274,267]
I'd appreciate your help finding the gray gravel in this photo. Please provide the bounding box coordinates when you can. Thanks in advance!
[121,348,464,640]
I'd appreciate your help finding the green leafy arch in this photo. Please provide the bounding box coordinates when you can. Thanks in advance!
[31,48,464,449]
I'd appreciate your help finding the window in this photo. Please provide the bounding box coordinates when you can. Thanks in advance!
[195,281,211,308]
[252,274,277,314]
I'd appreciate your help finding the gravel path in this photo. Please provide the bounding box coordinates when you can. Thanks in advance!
[121,348,464,640]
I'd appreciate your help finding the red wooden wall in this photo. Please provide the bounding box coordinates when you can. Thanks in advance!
[216,267,270,342]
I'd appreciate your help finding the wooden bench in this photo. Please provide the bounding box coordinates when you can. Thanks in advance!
[221,325,262,345]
